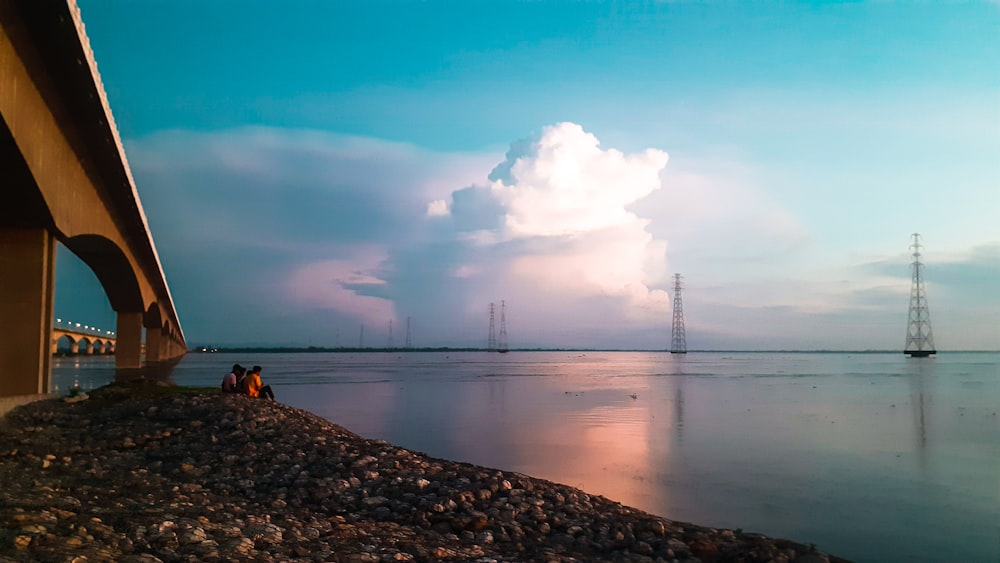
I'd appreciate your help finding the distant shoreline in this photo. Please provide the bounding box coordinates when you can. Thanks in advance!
[190,347,998,354]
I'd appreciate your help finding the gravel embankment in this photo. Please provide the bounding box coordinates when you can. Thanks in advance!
[0,382,847,562]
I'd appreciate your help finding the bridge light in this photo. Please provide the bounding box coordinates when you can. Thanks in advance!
[75,323,81,327]
[56,318,62,323]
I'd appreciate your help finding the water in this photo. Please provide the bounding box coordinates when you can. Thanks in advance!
[53,351,1000,562]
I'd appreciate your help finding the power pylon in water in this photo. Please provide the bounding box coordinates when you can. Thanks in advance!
[904,233,936,357]
[671,274,687,354]
[487,302,497,352]
[405,317,412,349]
[387,319,394,349]
[498,300,508,353]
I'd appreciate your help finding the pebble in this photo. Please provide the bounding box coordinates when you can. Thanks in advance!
[0,381,846,562]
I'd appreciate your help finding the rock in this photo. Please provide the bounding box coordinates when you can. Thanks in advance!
[246,523,283,545]
[222,536,255,554]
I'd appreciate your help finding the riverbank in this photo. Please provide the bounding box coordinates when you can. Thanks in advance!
[0,382,845,562]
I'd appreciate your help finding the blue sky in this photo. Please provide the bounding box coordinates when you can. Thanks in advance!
[58,0,999,350]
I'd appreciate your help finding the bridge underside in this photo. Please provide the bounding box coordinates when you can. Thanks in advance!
[0,1,185,397]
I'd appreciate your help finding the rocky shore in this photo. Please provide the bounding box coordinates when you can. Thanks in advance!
[0,382,846,562]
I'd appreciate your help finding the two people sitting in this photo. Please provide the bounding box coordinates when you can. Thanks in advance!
[221,363,275,400]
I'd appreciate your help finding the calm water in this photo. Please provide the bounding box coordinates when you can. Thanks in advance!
[53,351,999,562]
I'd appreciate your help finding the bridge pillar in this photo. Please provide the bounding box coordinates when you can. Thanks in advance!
[0,228,55,396]
[115,312,143,369]
[145,326,162,363]
[172,337,185,358]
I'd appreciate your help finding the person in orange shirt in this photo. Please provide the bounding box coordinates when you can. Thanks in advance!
[245,365,275,400]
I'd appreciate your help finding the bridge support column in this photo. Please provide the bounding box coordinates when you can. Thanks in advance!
[115,312,143,369]
[0,228,55,396]
[145,326,162,363]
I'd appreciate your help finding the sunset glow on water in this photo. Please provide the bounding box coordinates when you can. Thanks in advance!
[56,351,1000,562]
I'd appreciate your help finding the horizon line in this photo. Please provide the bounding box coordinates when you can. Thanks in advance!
[190,346,999,354]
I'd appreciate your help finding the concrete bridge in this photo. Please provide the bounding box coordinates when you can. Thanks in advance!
[52,324,117,355]
[0,0,186,397]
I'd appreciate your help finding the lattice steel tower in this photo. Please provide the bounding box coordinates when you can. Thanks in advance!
[904,233,936,357]
[670,274,687,354]
[405,317,412,349]
[498,300,508,353]
[487,302,497,352]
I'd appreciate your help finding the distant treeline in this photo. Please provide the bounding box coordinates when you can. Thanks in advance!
[198,347,587,354]
[184,347,986,354]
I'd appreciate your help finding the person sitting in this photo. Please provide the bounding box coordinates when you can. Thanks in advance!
[245,365,275,400]
[221,364,243,393]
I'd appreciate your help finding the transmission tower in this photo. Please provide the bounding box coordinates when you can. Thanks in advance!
[670,274,687,354]
[405,317,412,349]
[387,319,394,349]
[359,324,364,349]
[498,300,508,352]
[904,233,936,357]
[488,302,497,352]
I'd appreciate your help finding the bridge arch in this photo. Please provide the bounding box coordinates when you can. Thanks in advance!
[53,334,75,355]
[64,235,144,314]
[74,336,93,355]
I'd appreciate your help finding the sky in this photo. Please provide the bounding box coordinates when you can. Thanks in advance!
[56,0,1000,350]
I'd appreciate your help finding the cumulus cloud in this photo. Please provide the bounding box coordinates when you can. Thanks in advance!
[488,123,669,238]
[437,123,673,327]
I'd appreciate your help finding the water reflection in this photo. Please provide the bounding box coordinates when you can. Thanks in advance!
[906,360,932,472]
[115,358,183,384]
[50,350,1000,562]
[52,355,182,394]
[674,359,687,443]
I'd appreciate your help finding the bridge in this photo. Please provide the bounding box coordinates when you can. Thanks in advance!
[0,0,186,397]
[52,320,117,355]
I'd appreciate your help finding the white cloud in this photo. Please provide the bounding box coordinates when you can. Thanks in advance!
[489,123,669,238]
[436,122,674,331]
[426,199,450,217]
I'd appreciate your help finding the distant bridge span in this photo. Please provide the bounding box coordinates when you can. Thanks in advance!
[0,0,185,397]
[52,326,116,355]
